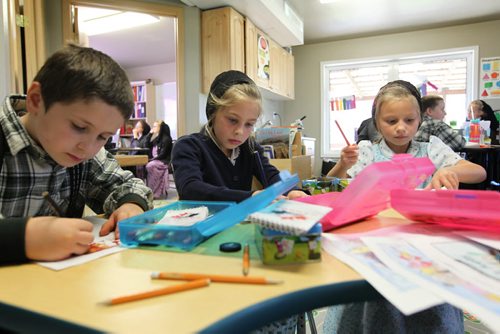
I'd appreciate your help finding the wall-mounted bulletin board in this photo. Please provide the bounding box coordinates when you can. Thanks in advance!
[480,57,500,98]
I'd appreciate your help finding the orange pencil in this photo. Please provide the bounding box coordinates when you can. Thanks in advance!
[151,272,283,285]
[242,243,250,276]
[102,278,210,306]
[334,120,350,146]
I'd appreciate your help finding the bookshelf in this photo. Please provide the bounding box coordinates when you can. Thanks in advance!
[120,80,156,141]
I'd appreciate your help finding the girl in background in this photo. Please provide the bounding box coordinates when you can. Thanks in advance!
[145,120,172,199]
[468,99,499,145]
[171,70,307,203]
[130,119,151,156]
[326,80,485,333]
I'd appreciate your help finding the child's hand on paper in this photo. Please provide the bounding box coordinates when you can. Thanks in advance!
[100,203,145,238]
[424,168,459,190]
[286,190,309,200]
[25,216,94,261]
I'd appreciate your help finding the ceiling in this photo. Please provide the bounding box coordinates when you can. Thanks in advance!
[77,0,500,69]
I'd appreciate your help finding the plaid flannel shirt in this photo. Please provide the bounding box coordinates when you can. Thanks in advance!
[415,115,465,151]
[0,95,153,219]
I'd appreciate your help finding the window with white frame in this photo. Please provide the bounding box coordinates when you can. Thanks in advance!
[321,47,477,158]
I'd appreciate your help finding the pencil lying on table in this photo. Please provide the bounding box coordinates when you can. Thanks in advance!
[151,272,283,285]
[103,278,210,306]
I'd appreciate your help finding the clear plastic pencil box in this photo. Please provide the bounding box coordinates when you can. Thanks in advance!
[119,171,299,250]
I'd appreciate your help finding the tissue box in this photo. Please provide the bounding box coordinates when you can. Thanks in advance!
[302,177,350,194]
[255,223,322,265]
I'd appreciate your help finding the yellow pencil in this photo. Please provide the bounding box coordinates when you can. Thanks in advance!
[103,278,210,306]
[242,243,250,276]
[151,272,283,285]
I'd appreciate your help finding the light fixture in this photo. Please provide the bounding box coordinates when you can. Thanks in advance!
[78,7,160,36]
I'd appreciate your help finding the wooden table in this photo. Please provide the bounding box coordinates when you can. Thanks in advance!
[114,155,149,167]
[0,211,405,333]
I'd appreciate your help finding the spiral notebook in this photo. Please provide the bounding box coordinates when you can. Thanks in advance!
[247,199,332,235]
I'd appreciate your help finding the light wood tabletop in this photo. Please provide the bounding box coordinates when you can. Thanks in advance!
[114,154,149,167]
[0,210,406,333]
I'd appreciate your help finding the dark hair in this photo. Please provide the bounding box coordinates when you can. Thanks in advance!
[138,119,151,136]
[421,95,444,115]
[33,44,134,119]
[371,80,422,129]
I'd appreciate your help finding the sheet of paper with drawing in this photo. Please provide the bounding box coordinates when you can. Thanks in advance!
[157,206,209,226]
[322,225,443,315]
[361,235,500,331]
[37,216,123,271]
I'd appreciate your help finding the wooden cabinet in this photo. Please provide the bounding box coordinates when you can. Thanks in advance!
[121,80,156,140]
[202,8,294,100]
[201,7,245,93]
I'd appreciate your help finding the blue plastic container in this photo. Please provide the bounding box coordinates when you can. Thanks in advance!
[119,171,299,250]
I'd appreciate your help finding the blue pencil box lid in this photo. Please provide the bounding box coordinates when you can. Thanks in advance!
[119,171,299,250]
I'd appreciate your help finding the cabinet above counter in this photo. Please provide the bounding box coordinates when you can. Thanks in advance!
[201,7,294,100]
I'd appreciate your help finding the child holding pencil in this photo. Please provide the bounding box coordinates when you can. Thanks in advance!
[324,80,485,333]
[0,44,153,264]
[171,70,308,202]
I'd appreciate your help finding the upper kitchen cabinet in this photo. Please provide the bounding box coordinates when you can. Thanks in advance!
[202,7,245,93]
[202,8,294,100]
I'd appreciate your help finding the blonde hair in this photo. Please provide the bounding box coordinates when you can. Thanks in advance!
[373,85,421,129]
[205,83,262,152]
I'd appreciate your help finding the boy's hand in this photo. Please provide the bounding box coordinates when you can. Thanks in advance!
[286,190,309,200]
[99,203,145,238]
[425,168,459,190]
[339,144,359,169]
[25,217,94,261]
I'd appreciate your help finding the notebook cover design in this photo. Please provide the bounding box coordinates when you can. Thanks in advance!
[248,199,332,235]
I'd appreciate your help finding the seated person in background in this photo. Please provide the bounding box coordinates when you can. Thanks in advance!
[325,80,485,333]
[414,95,465,151]
[468,99,499,145]
[130,119,151,156]
[356,117,380,143]
[145,120,172,199]
[0,44,153,264]
[171,70,308,203]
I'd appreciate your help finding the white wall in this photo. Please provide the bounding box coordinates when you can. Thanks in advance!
[286,19,500,176]
[0,1,11,97]
[126,62,176,84]
[156,82,178,139]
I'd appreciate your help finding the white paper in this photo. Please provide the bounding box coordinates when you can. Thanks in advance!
[362,235,500,331]
[454,230,500,251]
[322,225,443,315]
[37,217,124,271]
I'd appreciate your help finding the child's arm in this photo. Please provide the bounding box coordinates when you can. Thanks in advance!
[24,216,94,261]
[425,160,486,190]
[326,144,358,178]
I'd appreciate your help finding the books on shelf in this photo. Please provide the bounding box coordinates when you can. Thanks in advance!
[248,199,332,235]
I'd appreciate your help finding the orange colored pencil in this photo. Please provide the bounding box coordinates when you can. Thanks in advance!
[334,120,350,146]
[103,278,210,306]
[242,243,250,276]
[151,272,283,285]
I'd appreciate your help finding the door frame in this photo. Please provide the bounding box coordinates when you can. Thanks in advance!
[61,0,185,136]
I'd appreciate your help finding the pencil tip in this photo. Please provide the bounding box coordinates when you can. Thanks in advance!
[267,279,284,285]
[98,300,112,306]
[151,272,159,279]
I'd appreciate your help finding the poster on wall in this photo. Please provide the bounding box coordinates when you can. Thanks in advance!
[479,57,500,98]
[257,34,270,80]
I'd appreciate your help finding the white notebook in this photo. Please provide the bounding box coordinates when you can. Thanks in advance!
[248,199,332,235]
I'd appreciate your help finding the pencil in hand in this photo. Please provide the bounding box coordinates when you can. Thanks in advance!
[242,243,250,277]
[334,120,350,146]
[102,278,210,306]
[151,272,283,285]
[42,191,63,217]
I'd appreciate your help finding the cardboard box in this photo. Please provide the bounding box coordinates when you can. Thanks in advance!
[270,155,312,182]
[255,223,322,265]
